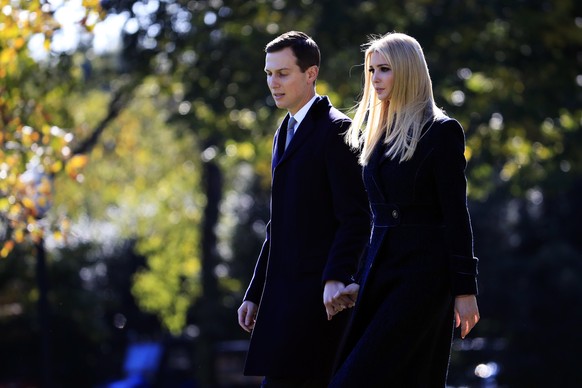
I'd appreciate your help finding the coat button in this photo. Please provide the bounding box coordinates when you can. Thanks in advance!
[392,210,399,219]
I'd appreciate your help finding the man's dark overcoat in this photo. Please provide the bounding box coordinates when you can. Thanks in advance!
[330,117,479,387]
[243,96,370,379]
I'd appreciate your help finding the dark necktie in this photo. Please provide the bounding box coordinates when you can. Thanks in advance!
[285,116,296,150]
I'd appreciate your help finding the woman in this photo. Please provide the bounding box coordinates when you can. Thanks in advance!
[328,32,480,387]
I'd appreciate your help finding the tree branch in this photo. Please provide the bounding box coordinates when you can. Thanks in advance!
[71,79,140,156]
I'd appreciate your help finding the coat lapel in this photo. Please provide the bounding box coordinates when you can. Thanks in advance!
[366,142,387,202]
[273,96,324,172]
[272,117,288,172]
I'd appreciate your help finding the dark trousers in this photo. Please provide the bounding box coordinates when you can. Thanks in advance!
[261,376,327,388]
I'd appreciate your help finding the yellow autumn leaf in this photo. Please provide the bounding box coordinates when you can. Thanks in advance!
[22,197,35,210]
[65,154,89,178]
[69,154,89,169]
[51,159,63,173]
[8,203,22,217]
[52,230,63,243]
[13,37,25,50]
[0,197,9,212]
[14,229,25,243]
[1,241,15,258]
[0,48,15,65]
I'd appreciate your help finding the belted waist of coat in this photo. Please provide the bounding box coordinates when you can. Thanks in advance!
[371,203,442,227]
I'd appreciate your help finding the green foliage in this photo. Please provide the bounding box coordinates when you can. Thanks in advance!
[53,82,204,334]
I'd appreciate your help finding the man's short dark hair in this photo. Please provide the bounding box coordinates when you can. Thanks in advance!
[265,31,320,72]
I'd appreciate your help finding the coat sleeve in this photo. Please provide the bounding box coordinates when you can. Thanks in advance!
[321,117,371,285]
[243,221,270,304]
[432,119,479,296]
[244,130,280,304]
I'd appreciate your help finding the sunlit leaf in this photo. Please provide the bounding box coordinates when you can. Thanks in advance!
[14,229,25,243]
[1,241,15,258]
[50,159,64,173]
[65,154,89,178]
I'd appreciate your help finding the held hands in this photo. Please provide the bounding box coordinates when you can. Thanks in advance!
[454,295,480,339]
[323,281,360,321]
[322,283,479,337]
[237,300,258,333]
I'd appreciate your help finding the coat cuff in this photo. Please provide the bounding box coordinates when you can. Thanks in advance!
[243,284,263,305]
[450,255,479,296]
[452,273,478,296]
[450,255,478,274]
[321,271,353,288]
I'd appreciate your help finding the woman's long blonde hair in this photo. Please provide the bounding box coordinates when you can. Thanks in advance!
[347,32,445,165]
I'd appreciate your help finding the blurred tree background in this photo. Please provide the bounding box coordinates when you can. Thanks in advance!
[1,0,581,387]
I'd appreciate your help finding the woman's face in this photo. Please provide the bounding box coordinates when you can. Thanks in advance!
[369,51,394,101]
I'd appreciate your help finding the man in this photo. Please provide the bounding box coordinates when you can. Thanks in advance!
[237,31,370,387]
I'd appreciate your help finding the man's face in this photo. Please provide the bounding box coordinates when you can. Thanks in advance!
[265,47,318,116]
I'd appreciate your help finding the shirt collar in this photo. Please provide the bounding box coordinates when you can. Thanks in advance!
[289,94,319,131]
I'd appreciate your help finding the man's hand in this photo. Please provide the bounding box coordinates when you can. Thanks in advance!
[237,300,258,333]
[323,281,359,320]
[454,295,480,339]
[324,280,346,320]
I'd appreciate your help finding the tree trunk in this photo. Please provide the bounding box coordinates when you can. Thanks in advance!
[35,238,52,388]
[198,146,222,386]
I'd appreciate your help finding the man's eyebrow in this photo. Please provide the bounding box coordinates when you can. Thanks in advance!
[265,67,291,72]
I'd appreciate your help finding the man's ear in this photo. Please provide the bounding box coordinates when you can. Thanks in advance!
[306,65,319,84]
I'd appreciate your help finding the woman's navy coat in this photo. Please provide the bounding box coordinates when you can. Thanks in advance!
[243,96,370,379]
[330,117,479,387]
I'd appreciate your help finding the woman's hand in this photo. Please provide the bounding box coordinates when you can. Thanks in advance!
[324,281,360,320]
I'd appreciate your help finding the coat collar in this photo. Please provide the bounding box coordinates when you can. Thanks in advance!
[272,96,329,171]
